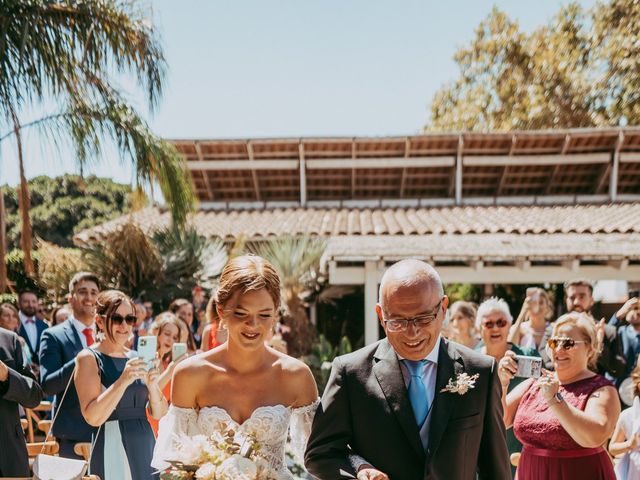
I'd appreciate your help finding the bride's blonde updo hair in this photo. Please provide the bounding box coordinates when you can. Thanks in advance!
[207,255,281,325]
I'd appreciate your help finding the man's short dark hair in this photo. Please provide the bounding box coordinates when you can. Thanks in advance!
[18,290,38,301]
[563,279,594,295]
[68,272,101,294]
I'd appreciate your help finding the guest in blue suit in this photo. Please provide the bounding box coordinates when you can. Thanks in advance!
[39,272,101,459]
[17,290,48,365]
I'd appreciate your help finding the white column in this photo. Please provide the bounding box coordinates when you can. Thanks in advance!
[364,260,380,345]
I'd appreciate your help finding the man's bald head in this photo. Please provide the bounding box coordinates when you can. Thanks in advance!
[378,259,444,312]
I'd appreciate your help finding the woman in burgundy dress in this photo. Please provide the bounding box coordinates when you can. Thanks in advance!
[498,312,620,480]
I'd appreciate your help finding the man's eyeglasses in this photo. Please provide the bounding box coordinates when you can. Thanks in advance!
[482,319,508,329]
[109,314,137,326]
[547,337,587,351]
[383,300,442,332]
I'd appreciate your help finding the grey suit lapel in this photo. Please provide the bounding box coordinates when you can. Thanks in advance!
[372,339,425,459]
[426,338,464,461]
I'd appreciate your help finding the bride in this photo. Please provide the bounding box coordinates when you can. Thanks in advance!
[152,255,319,479]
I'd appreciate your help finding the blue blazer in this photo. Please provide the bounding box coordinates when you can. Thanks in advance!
[18,317,48,363]
[39,321,96,442]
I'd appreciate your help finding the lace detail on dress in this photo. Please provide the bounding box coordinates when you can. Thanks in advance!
[289,399,320,463]
[152,401,319,479]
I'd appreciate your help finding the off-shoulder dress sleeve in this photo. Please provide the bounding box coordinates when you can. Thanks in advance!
[289,399,320,463]
[151,405,200,471]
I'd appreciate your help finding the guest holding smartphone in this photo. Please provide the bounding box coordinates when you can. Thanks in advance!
[75,290,167,480]
[475,297,540,476]
[499,312,619,480]
[508,287,555,369]
[146,312,189,436]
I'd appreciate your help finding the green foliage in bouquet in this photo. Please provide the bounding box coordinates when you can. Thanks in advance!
[302,334,352,394]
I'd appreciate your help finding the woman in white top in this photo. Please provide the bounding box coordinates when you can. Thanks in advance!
[610,362,640,480]
[152,255,319,479]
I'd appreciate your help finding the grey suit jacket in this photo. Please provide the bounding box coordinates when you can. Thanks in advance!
[305,337,511,480]
[0,327,43,477]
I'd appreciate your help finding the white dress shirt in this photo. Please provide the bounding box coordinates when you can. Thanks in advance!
[18,311,38,351]
[398,334,441,450]
[70,316,96,348]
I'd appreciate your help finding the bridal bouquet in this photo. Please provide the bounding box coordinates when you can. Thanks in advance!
[160,426,274,480]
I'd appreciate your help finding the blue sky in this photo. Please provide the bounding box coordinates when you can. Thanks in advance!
[1,0,595,187]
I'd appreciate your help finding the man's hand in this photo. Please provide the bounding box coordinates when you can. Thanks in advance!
[0,360,8,382]
[357,466,389,480]
[596,318,606,351]
[617,297,639,320]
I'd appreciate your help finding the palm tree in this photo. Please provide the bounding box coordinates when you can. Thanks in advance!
[0,0,194,288]
[250,236,328,357]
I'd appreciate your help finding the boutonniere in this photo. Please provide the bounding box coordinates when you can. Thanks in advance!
[440,372,480,395]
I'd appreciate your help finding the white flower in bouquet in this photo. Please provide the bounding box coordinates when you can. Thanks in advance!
[195,462,217,480]
[216,453,258,480]
[175,434,211,465]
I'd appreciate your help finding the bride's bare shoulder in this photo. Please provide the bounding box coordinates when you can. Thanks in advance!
[273,351,318,405]
[174,351,222,379]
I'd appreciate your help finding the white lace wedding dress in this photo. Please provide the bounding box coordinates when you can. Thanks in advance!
[151,401,319,479]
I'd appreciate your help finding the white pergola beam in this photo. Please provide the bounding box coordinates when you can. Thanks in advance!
[306,157,454,170]
[330,264,640,286]
[187,160,299,171]
[463,153,609,167]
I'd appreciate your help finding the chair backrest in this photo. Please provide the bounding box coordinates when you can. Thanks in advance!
[38,419,52,434]
[74,442,92,461]
[26,440,59,457]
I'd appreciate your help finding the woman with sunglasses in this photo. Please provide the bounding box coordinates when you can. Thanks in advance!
[475,297,540,476]
[609,361,640,479]
[499,312,619,480]
[75,290,167,480]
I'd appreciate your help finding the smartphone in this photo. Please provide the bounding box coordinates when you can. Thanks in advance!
[137,336,157,370]
[514,355,542,378]
[172,342,187,362]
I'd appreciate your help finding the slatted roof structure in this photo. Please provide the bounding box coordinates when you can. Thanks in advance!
[79,127,640,344]
[174,127,640,207]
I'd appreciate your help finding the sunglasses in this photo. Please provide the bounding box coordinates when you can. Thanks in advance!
[547,337,588,350]
[110,314,137,326]
[482,319,508,329]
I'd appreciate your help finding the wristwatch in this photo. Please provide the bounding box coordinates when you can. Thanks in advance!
[551,392,564,405]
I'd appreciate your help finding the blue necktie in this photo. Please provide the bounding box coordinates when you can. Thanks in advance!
[403,359,429,428]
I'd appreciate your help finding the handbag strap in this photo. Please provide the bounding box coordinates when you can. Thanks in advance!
[41,353,103,463]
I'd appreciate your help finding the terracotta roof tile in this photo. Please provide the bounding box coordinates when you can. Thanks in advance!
[74,202,640,246]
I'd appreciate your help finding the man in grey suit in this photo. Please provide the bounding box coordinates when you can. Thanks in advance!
[305,259,510,480]
[0,326,43,477]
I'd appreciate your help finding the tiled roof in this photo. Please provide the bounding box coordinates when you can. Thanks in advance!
[74,202,640,245]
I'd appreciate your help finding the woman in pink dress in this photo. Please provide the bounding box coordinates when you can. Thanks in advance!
[498,312,620,480]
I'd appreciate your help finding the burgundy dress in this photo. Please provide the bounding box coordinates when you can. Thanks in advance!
[513,375,615,480]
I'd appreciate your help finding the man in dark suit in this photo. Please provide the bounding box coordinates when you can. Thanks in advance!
[17,290,48,364]
[564,279,626,379]
[40,272,100,458]
[305,259,510,480]
[0,327,43,477]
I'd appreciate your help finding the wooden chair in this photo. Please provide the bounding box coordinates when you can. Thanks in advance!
[37,419,52,435]
[24,401,53,442]
[20,418,28,432]
[74,442,92,461]
[26,440,59,457]
[510,452,520,467]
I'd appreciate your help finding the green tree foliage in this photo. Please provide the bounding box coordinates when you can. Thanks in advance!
[82,223,227,308]
[2,175,132,248]
[427,1,640,131]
